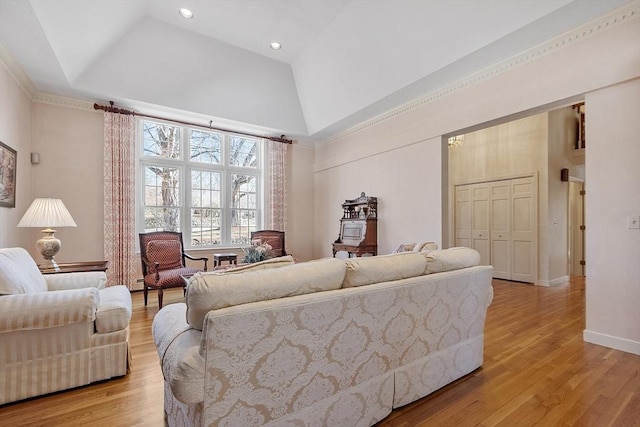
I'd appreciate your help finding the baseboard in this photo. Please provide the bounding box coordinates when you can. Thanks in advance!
[549,275,569,286]
[583,330,640,355]
[537,275,569,287]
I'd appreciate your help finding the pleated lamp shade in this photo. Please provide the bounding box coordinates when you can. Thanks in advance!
[18,198,77,228]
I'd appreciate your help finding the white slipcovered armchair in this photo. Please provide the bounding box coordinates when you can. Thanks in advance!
[0,247,132,404]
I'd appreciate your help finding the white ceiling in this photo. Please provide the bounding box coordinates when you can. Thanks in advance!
[0,0,628,140]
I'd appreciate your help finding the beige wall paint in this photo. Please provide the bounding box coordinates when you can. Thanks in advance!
[448,114,548,185]
[0,62,32,250]
[29,103,105,264]
[286,143,315,261]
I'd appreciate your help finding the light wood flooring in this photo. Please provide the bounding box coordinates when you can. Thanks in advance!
[1,276,639,426]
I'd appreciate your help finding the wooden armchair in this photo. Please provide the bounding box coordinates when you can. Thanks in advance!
[250,230,287,258]
[139,231,208,309]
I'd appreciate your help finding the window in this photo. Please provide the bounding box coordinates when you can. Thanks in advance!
[138,119,262,248]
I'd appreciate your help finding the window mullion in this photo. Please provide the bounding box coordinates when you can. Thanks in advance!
[138,119,262,249]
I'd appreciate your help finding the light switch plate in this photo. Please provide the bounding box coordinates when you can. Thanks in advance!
[628,215,640,229]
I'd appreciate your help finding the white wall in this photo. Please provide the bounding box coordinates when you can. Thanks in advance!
[314,136,443,257]
[0,61,32,250]
[584,79,640,355]
[313,15,640,353]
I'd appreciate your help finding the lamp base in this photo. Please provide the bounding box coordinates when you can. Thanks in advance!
[36,228,61,272]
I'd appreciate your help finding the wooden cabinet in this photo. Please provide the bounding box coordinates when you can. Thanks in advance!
[332,192,378,257]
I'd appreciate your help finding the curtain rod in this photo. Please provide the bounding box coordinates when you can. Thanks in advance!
[93,102,293,144]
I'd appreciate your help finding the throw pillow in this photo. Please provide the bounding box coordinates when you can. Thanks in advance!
[392,243,417,253]
[422,247,481,274]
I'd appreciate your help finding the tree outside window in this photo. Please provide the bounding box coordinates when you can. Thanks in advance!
[140,120,261,247]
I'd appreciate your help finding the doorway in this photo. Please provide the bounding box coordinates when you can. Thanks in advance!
[568,180,586,277]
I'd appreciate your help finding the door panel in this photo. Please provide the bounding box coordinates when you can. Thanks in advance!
[455,186,472,248]
[472,184,490,266]
[511,177,536,283]
[491,181,511,280]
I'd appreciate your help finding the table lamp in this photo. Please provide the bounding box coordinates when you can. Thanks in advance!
[18,198,77,271]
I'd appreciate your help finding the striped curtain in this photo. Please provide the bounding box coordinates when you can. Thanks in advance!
[103,112,137,289]
[264,140,287,231]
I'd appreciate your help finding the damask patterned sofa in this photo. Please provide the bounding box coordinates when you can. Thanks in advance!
[153,248,493,426]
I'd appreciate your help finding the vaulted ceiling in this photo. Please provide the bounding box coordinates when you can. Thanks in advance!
[0,0,628,140]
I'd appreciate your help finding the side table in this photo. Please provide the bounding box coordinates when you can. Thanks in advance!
[213,253,238,268]
[39,260,110,274]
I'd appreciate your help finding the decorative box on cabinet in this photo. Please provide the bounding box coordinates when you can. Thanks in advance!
[332,192,378,257]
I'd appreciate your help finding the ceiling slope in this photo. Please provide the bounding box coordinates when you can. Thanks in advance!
[0,0,630,140]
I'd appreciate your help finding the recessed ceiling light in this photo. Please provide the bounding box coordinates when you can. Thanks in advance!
[179,8,193,19]
[269,42,282,50]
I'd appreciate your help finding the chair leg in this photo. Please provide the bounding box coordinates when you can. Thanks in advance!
[158,288,164,310]
[143,284,148,306]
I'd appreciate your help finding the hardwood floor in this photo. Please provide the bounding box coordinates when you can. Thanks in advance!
[1,277,638,426]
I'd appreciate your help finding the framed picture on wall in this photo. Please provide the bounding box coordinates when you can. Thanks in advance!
[0,141,17,208]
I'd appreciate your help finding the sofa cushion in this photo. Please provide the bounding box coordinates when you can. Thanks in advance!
[211,255,295,274]
[0,247,48,295]
[95,285,132,333]
[423,247,481,274]
[342,252,427,288]
[145,240,182,270]
[186,257,346,330]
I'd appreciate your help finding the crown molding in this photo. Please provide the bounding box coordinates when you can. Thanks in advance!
[320,1,640,148]
[0,42,37,100]
[292,139,316,150]
[32,92,96,112]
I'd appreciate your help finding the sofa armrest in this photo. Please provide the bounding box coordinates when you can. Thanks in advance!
[152,303,205,404]
[95,286,132,333]
[0,288,99,332]
[45,271,107,291]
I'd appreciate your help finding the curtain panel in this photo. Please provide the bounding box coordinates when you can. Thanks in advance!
[265,140,287,232]
[103,112,137,289]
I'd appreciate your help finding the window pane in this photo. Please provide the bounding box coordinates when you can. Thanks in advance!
[190,170,221,246]
[143,166,180,231]
[144,207,181,233]
[231,174,257,243]
[143,121,181,159]
[190,130,221,164]
[229,136,257,168]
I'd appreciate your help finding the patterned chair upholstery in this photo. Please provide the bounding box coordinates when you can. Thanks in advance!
[139,232,208,309]
[250,230,287,258]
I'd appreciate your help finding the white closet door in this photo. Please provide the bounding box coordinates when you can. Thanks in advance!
[471,183,491,266]
[490,181,511,280]
[454,175,537,283]
[455,185,472,248]
[511,177,537,283]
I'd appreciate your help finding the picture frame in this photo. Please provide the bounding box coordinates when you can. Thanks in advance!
[0,141,17,208]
